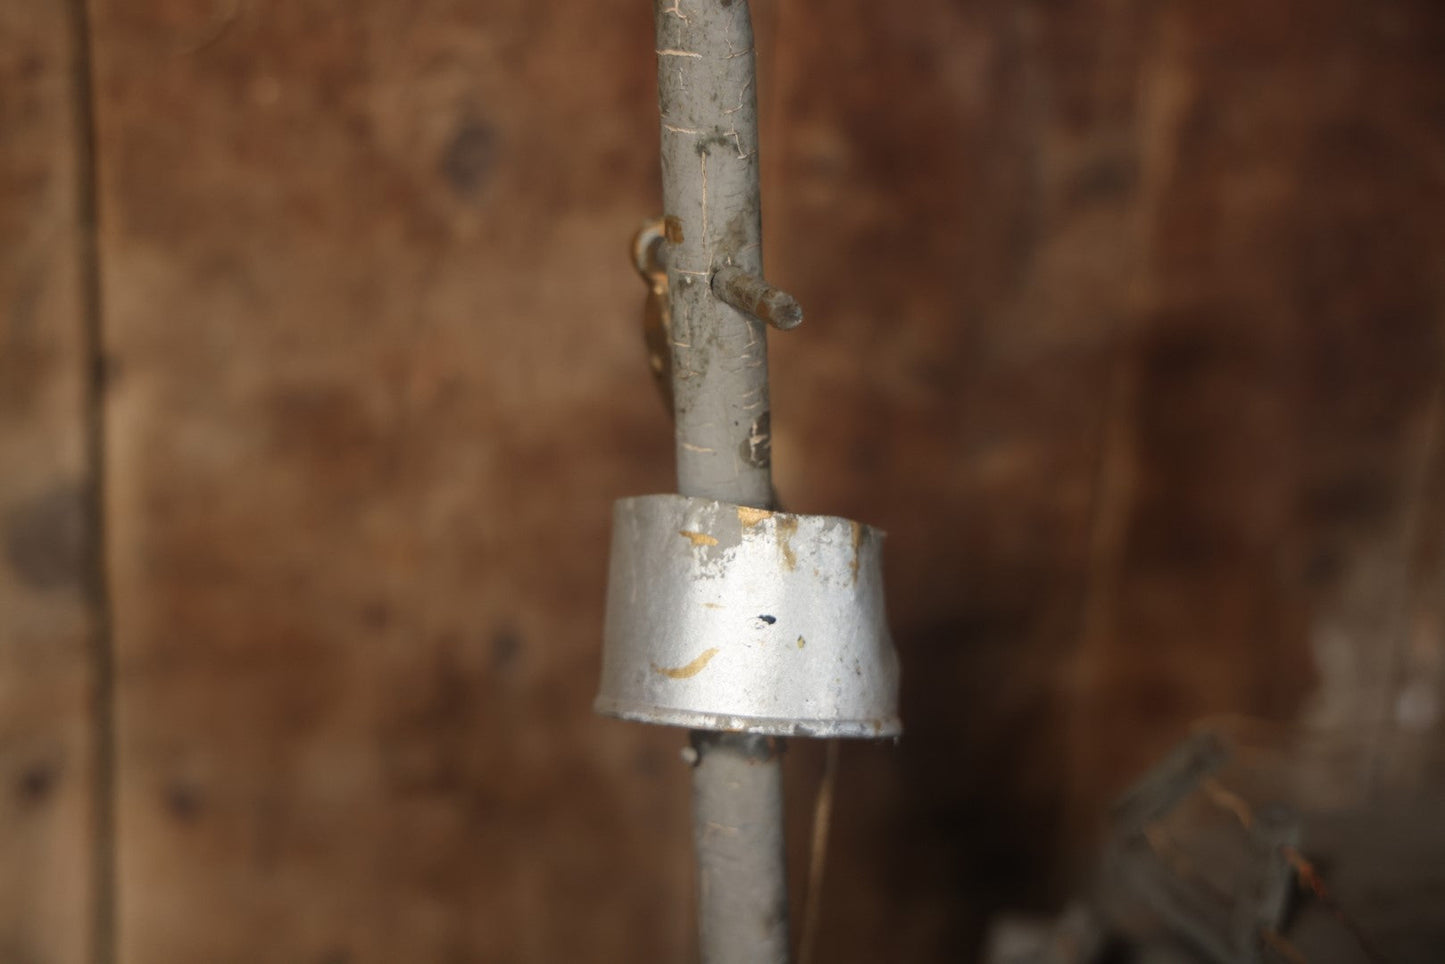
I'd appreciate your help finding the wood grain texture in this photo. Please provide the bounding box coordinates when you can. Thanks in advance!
[90,2,690,962]
[74,0,1445,961]
[0,3,99,962]
[761,0,1445,958]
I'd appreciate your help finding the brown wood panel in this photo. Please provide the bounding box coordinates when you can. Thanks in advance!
[82,0,1445,961]
[0,3,99,963]
[763,0,1445,958]
[1069,0,1445,812]
[90,2,692,962]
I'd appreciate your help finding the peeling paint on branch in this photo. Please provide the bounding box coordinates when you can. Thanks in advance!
[654,0,772,508]
[653,647,721,679]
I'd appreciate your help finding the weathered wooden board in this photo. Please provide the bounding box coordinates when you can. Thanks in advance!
[763,0,1445,958]
[90,1,695,962]
[0,3,99,963]
[85,0,1445,961]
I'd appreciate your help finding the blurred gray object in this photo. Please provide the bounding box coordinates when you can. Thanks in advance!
[984,720,1445,964]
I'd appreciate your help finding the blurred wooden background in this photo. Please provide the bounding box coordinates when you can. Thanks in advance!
[3,0,1444,961]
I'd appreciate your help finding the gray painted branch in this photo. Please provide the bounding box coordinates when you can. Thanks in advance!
[656,0,773,508]
[689,732,791,964]
[652,1,791,962]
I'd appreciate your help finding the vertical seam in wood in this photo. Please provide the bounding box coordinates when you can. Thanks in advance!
[66,1,117,961]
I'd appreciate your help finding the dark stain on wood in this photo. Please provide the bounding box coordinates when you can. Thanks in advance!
[359,600,392,631]
[440,115,500,199]
[490,624,522,677]
[165,783,205,823]
[2,483,87,592]
[15,763,57,808]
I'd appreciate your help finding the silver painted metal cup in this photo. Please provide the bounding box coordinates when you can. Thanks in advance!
[596,494,901,738]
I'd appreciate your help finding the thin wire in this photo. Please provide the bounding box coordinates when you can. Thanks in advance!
[798,739,839,964]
